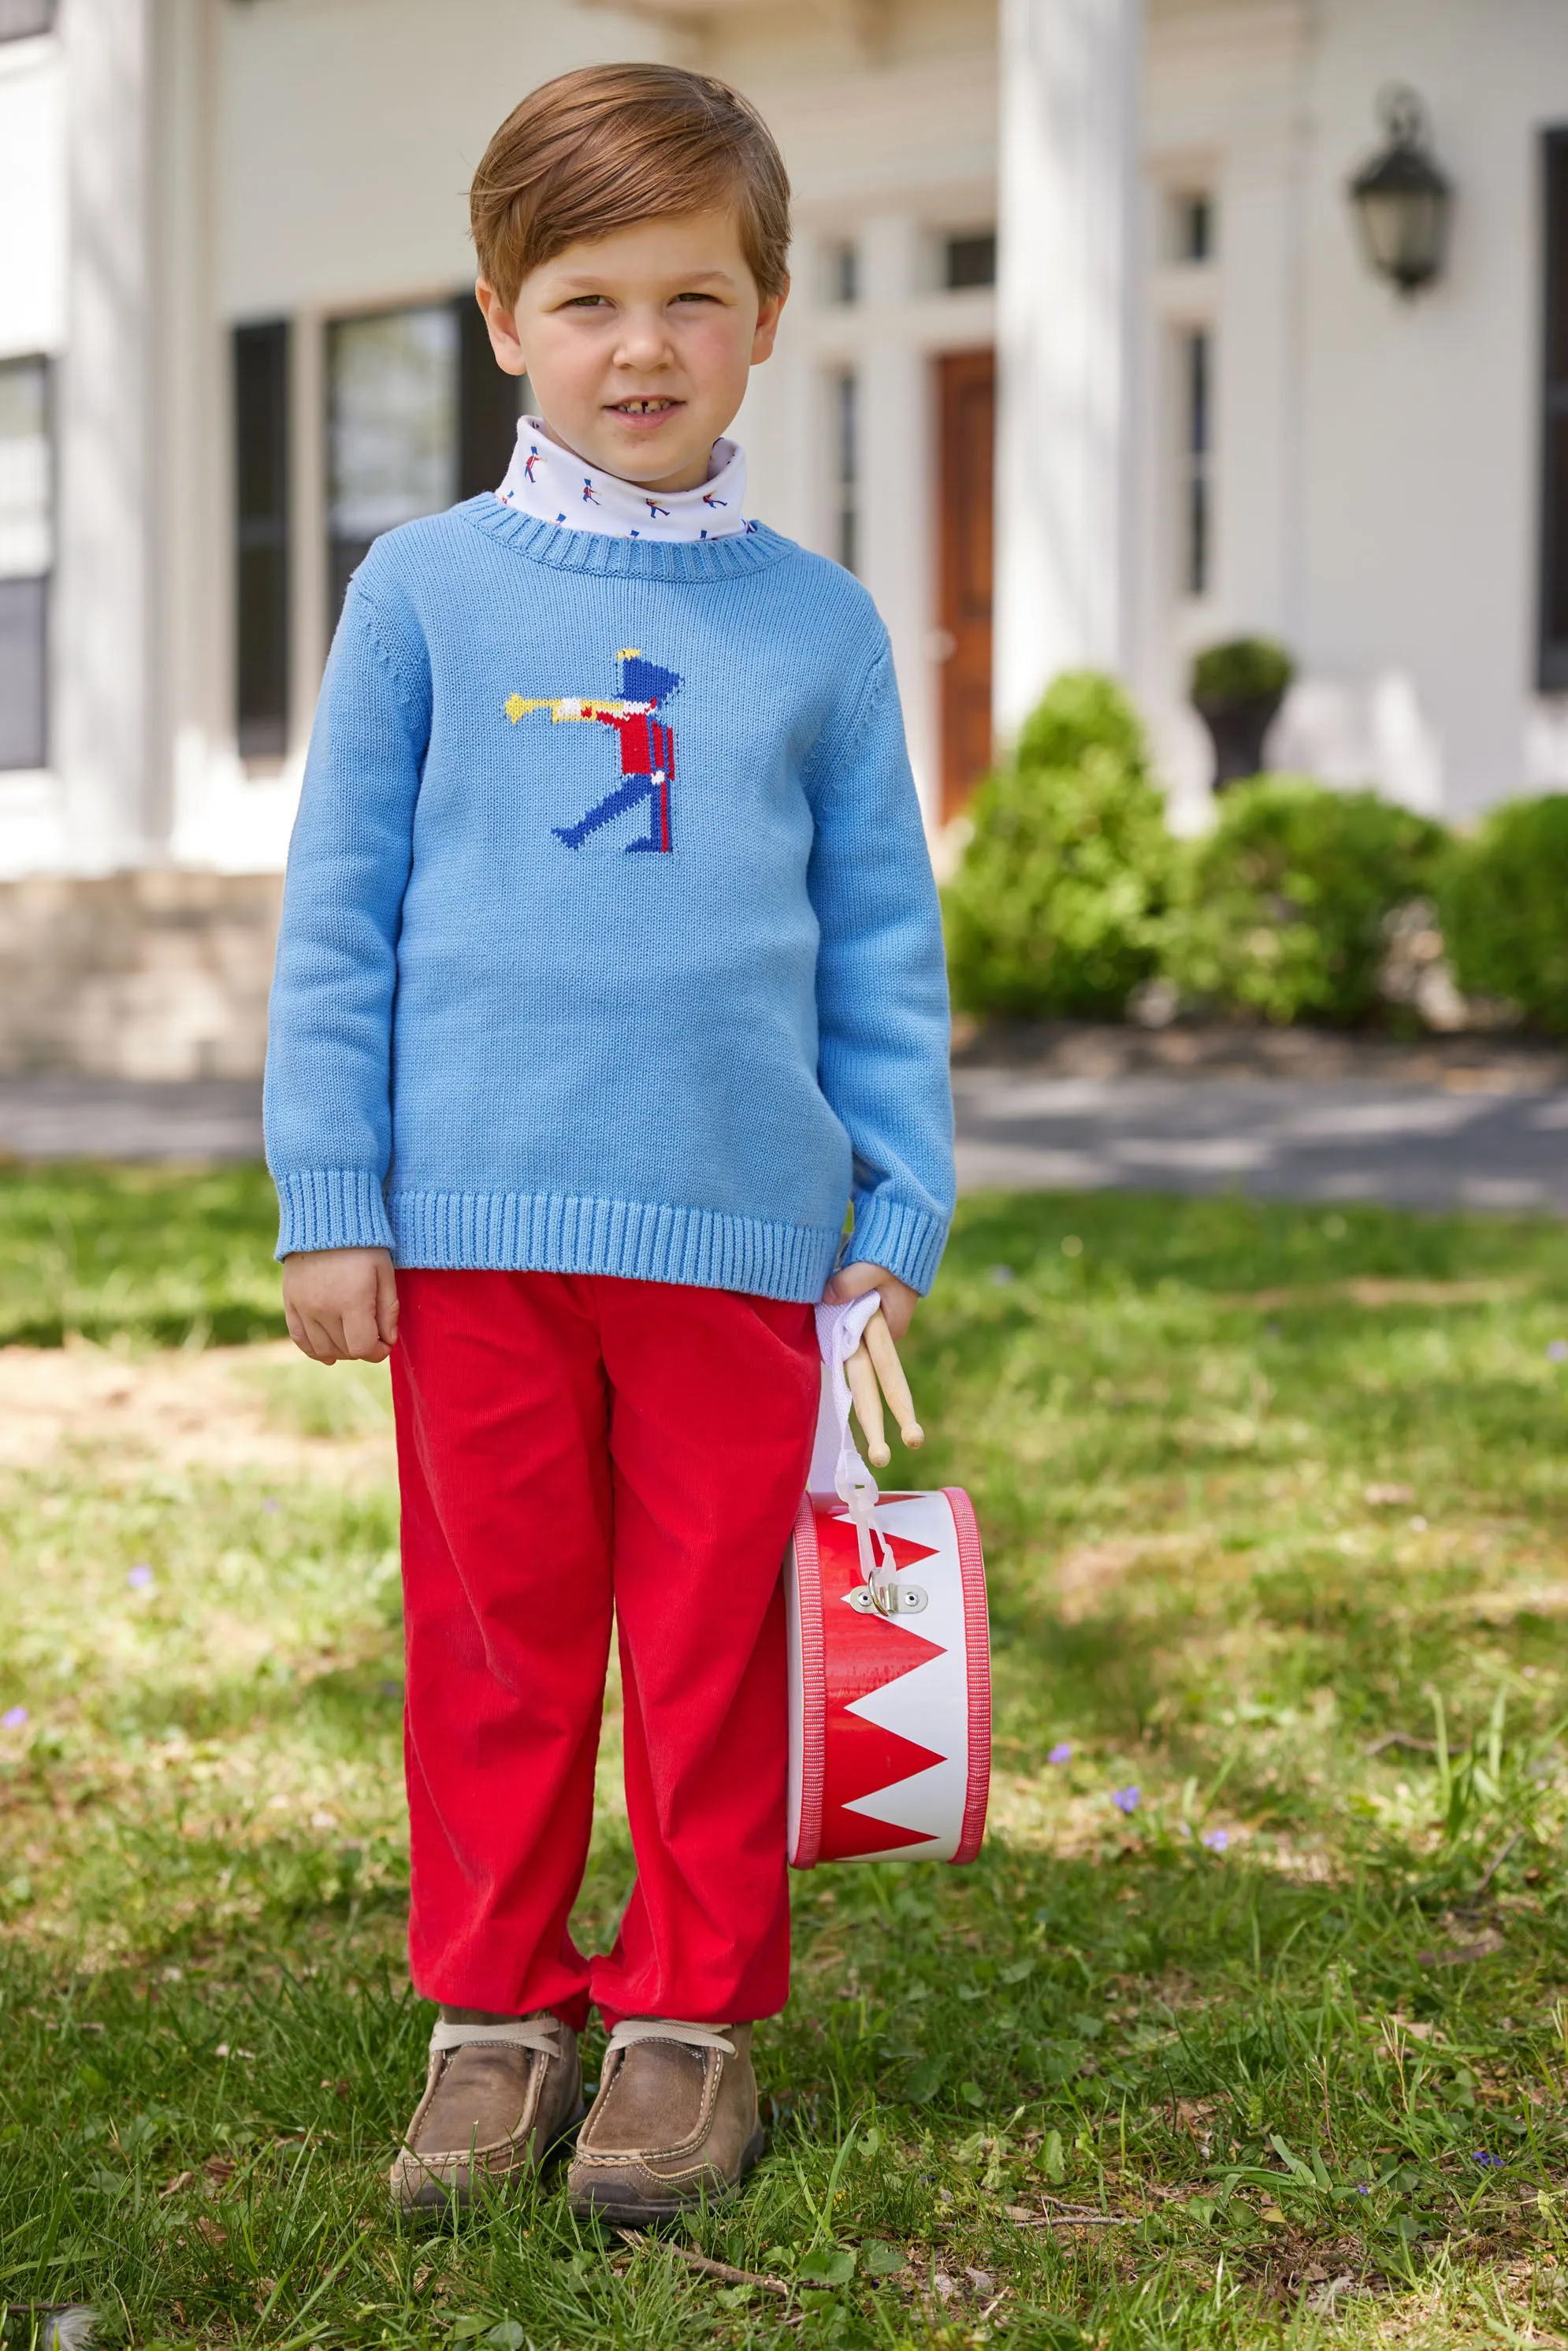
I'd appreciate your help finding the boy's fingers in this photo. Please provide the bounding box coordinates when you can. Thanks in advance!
[864,1311,923,1448]
[375,1257,400,1348]
[299,1315,343,1364]
[823,1263,880,1306]
[845,1343,890,1468]
[340,1293,387,1363]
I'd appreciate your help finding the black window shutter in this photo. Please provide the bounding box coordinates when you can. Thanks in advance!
[234,320,290,758]
[1540,131,1568,690]
[456,295,523,499]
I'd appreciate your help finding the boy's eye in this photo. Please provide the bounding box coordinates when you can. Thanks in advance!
[562,295,609,311]
[672,292,719,307]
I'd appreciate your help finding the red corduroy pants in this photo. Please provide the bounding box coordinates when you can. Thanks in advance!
[390,1270,819,2030]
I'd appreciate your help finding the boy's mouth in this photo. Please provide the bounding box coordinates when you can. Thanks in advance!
[608,398,682,419]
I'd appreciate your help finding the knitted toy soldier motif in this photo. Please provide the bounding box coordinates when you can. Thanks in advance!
[505,651,682,854]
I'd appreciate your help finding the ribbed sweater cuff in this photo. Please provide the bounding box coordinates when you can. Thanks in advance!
[274,1169,395,1259]
[844,1197,949,1296]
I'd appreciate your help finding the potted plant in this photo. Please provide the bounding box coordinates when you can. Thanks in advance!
[1189,637,1295,791]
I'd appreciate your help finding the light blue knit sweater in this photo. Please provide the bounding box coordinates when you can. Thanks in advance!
[263,497,954,1300]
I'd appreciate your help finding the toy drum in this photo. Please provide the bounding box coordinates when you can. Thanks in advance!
[786,1485,990,1867]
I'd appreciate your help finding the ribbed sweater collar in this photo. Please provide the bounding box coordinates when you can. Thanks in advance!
[460,493,793,583]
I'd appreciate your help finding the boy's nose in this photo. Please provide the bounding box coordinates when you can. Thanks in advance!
[612,323,674,370]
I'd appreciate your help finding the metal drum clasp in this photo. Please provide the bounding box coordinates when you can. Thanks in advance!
[845,1581,929,1616]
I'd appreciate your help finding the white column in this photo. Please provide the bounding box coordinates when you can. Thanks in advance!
[155,0,224,854]
[53,0,154,872]
[994,0,1142,739]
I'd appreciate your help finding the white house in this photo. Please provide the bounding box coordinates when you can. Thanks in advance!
[3,0,1568,1070]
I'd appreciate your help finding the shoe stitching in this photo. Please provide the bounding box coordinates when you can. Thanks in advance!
[578,2047,723,2159]
[399,2048,574,2168]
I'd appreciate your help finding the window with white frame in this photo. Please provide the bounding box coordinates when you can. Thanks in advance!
[832,369,859,575]
[327,304,459,623]
[325,299,524,628]
[0,355,51,772]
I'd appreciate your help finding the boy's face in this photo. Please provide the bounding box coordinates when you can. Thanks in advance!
[477,210,787,495]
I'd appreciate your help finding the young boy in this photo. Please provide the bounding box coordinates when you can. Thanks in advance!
[264,61,954,2223]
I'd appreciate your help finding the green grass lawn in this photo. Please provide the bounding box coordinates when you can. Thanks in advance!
[4,1170,1568,2346]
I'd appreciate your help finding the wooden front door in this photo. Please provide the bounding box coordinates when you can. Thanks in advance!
[936,348,995,819]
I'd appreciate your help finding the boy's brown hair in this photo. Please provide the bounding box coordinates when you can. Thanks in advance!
[471,64,791,306]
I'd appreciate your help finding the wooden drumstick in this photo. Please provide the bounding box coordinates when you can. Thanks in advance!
[863,1309,924,1449]
[844,1342,890,1467]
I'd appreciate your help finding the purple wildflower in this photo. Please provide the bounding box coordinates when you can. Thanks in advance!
[1111,1786,1140,1815]
[1202,1828,1229,1852]
[262,1497,281,1514]
[2,1707,28,1730]
[127,1564,154,1589]
[1549,1341,1568,1363]
[1048,1743,1072,1765]
[1470,2151,1505,2167]
[1356,2183,1371,2195]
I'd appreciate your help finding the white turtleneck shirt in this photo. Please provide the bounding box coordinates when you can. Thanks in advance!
[495,415,749,542]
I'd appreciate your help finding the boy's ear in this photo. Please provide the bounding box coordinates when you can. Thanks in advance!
[751,273,790,368]
[475,280,529,378]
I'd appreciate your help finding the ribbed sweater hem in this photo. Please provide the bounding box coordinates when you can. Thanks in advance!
[276,1173,846,1301]
[845,1197,949,1295]
[275,1168,396,1257]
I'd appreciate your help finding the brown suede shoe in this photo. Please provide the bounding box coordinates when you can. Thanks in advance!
[566,2020,763,2224]
[391,2014,583,2215]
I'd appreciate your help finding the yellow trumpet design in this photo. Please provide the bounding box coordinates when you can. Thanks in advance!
[503,694,631,725]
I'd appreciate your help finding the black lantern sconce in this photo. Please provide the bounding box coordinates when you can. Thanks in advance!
[1349,86,1453,296]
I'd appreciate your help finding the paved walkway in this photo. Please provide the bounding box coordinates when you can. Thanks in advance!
[952,1066,1568,1212]
[2,1050,1566,1214]
[0,1077,264,1163]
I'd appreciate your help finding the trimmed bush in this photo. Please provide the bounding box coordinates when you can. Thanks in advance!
[1189,636,1295,708]
[1439,794,1568,1031]
[944,671,1172,1020]
[1014,668,1151,772]
[1164,776,1447,1027]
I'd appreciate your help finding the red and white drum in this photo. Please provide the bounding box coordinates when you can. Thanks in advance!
[786,1483,990,1868]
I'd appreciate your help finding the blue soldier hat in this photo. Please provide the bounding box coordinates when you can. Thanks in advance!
[618,651,682,705]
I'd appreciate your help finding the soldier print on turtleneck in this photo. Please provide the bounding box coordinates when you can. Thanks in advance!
[495,417,749,543]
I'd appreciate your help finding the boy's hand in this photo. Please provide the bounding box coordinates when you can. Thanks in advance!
[282,1248,399,1364]
[823,1262,923,1468]
[823,1260,918,1341]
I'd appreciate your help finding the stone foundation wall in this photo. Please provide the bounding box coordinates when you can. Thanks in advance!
[0,872,283,1080]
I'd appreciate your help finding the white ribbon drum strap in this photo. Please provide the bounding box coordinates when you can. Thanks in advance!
[813,1293,898,1612]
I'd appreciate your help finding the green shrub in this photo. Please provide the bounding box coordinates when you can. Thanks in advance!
[1189,636,1295,708]
[1164,776,1447,1027]
[1014,668,1150,772]
[944,671,1172,1020]
[1439,794,1568,1031]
